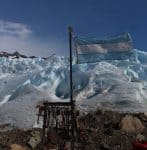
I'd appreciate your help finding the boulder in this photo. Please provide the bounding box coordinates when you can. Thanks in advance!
[120,115,144,133]
[136,134,146,141]
[10,144,30,150]
[144,112,147,117]
[27,131,41,149]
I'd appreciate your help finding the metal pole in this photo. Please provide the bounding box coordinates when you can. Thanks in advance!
[68,26,75,150]
[68,26,73,104]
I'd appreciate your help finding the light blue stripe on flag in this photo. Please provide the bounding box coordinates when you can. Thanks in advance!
[75,32,132,63]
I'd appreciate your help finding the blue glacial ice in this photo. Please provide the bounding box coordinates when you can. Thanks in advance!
[0,49,147,127]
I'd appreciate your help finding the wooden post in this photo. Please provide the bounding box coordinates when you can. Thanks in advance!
[42,104,47,149]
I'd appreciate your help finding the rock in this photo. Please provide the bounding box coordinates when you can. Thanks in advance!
[27,131,41,149]
[103,128,113,136]
[99,143,109,150]
[104,121,112,128]
[120,115,144,133]
[0,144,8,150]
[144,112,147,117]
[10,144,30,150]
[136,134,146,141]
[138,113,147,122]
[0,123,10,129]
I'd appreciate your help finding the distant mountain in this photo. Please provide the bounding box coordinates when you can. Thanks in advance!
[0,51,36,59]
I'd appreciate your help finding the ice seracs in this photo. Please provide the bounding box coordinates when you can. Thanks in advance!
[0,49,147,127]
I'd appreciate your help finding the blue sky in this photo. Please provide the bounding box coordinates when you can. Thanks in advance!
[0,0,147,56]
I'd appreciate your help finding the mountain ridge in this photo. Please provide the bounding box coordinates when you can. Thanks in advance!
[0,51,37,59]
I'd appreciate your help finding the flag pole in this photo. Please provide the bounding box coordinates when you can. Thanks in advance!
[68,26,75,150]
[68,26,73,104]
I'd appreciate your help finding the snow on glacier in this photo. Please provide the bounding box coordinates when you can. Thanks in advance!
[1,49,147,127]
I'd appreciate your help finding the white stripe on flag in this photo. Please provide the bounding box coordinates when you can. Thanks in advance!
[77,42,132,54]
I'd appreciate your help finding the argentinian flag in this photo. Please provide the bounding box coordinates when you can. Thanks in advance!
[75,32,132,63]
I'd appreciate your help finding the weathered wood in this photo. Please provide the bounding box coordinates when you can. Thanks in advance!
[37,101,78,149]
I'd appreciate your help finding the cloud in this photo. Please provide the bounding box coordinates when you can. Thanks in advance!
[0,20,66,56]
[0,20,32,38]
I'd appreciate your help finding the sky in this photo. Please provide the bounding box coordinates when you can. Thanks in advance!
[0,0,147,56]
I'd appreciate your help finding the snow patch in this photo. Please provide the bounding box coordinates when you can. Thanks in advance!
[0,95,11,106]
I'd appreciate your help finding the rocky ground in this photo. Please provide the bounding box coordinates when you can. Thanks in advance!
[1,109,147,150]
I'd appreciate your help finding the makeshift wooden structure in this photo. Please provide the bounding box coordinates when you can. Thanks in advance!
[37,101,78,149]
[37,27,79,150]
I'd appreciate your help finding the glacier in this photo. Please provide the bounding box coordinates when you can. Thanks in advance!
[1,49,147,127]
